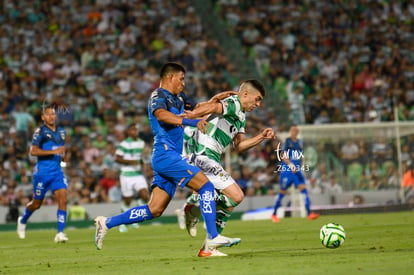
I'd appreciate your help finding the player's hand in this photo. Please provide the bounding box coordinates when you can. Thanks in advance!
[196,119,209,133]
[209,91,238,102]
[182,109,204,119]
[54,146,66,155]
[261,128,276,139]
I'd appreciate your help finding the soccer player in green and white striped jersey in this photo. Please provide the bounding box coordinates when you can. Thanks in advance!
[115,124,149,232]
[181,79,276,257]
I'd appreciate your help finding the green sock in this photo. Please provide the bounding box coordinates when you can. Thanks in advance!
[216,193,238,208]
[216,206,232,234]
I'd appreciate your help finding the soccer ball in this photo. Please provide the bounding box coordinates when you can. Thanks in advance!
[320,223,346,249]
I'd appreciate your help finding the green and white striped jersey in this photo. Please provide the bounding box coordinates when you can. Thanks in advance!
[184,95,245,162]
[115,137,145,176]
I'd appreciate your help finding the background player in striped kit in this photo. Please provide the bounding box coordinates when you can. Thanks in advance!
[115,123,149,232]
[181,79,276,257]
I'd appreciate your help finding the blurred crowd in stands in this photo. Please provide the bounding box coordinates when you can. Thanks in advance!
[217,0,414,124]
[1,0,413,214]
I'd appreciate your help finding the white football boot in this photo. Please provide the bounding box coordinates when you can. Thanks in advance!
[94,216,108,250]
[54,232,69,243]
[17,216,26,239]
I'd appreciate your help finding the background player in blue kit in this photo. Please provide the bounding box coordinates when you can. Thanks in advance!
[271,124,320,222]
[17,105,69,243]
[94,62,240,252]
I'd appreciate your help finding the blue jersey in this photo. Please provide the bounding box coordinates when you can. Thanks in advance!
[281,137,303,167]
[32,125,66,175]
[148,88,195,153]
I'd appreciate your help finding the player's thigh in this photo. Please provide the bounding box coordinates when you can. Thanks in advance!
[293,171,306,188]
[193,155,234,190]
[279,171,294,191]
[193,155,243,202]
[50,173,68,193]
[221,183,244,204]
[152,150,202,189]
[32,173,54,200]
[151,172,176,198]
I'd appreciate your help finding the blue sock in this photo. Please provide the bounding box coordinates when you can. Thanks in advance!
[300,189,311,215]
[106,205,153,229]
[57,209,67,233]
[198,181,218,239]
[272,193,285,215]
[20,208,33,224]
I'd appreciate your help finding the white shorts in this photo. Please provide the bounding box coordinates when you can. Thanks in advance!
[190,155,235,190]
[120,175,148,197]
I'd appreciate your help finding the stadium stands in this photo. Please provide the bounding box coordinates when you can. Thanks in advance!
[0,0,413,214]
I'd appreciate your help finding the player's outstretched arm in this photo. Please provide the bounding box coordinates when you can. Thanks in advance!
[233,128,275,153]
[208,91,238,102]
[30,145,65,156]
[183,101,223,119]
[194,91,238,114]
[154,109,208,133]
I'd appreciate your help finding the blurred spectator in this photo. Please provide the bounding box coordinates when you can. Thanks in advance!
[371,137,393,165]
[68,201,89,221]
[340,140,360,172]
[402,162,414,200]
[325,175,343,195]
[11,102,35,144]
[307,177,323,195]
[0,0,413,207]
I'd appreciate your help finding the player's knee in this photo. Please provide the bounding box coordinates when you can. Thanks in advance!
[148,205,163,217]
[231,192,244,205]
[60,196,68,206]
[297,184,306,191]
[32,200,42,210]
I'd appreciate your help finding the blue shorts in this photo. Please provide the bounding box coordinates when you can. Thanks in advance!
[151,145,200,198]
[279,171,305,191]
[32,171,67,200]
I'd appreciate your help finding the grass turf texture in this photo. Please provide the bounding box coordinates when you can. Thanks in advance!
[1,212,413,275]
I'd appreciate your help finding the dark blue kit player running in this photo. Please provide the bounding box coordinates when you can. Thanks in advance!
[271,124,320,222]
[17,105,69,243]
[94,62,241,253]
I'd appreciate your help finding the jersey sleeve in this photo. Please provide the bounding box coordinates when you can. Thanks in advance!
[221,96,245,134]
[31,127,43,147]
[149,90,167,114]
[221,96,239,116]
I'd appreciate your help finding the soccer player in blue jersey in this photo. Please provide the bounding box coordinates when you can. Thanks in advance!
[271,124,320,222]
[17,105,69,243]
[94,62,240,252]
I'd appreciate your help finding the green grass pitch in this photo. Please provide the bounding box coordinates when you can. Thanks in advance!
[1,212,413,275]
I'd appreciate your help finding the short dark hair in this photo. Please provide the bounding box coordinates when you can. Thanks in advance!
[127,123,137,131]
[160,62,186,78]
[241,79,266,97]
[42,104,55,114]
[125,123,137,137]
